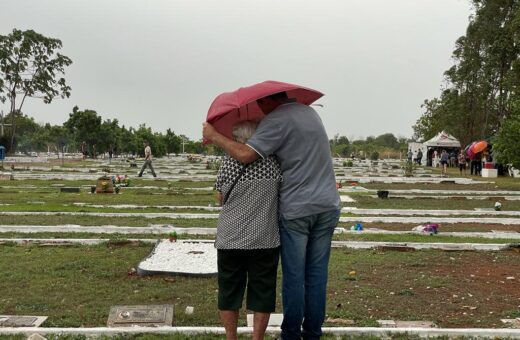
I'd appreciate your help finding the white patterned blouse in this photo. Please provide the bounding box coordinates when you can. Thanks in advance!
[214,155,282,250]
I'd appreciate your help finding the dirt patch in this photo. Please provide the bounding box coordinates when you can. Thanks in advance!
[327,249,520,328]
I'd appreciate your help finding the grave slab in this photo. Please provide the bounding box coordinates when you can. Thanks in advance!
[0,315,47,327]
[501,318,520,328]
[339,195,355,202]
[107,305,173,327]
[0,173,13,180]
[138,240,217,277]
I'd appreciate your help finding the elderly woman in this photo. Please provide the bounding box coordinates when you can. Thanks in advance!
[214,121,282,340]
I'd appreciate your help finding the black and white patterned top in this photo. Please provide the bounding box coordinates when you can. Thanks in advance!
[214,155,282,250]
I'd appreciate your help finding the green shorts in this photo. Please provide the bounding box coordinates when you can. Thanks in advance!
[217,247,280,313]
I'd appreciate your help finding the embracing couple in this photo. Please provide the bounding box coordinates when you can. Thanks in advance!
[203,87,341,340]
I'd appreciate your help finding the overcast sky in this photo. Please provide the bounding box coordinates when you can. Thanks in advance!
[1,0,472,141]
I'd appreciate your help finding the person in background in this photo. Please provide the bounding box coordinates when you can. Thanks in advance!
[138,141,157,177]
[474,152,482,176]
[458,149,467,176]
[433,150,439,168]
[440,150,449,176]
[214,121,282,340]
[416,149,423,166]
[449,150,457,168]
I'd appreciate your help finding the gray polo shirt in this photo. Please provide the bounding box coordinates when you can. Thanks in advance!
[246,102,340,220]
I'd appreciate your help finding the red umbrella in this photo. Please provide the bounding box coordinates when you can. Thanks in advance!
[205,80,323,141]
[465,142,476,159]
[471,140,488,154]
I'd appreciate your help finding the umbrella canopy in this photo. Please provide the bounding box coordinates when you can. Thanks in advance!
[206,80,323,141]
[471,140,488,154]
[465,142,476,159]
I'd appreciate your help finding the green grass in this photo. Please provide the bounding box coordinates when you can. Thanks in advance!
[1,245,519,329]
[342,193,520,211]
[0,215,217,228]
[1,179,215,189]
[0,189,215,207]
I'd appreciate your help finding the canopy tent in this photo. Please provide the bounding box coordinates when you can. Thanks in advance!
[424,131,461,148]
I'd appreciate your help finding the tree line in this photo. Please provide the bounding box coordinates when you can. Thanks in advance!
[413,0,519,167]
[0,108,204,157]
[330,133,409,159]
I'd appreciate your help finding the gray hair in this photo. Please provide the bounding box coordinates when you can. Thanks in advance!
[232,121,258,143]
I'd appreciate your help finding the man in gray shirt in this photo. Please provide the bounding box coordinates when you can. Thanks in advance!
[203,92,340,340]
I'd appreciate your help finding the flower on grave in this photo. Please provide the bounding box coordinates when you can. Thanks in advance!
[168,231,178,242]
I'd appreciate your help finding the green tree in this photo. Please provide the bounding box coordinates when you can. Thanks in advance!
[374,133,399,149]
[163,128,182,154]
[98,118,120,155]
[64,106,102,158]
[0,29,72,153]
[494,100,520,168]
[0,111,40,152]
[329,134,350,157]
[118,126,136,155]
[413,0,520,145]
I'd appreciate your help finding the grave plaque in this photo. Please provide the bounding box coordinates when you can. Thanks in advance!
[0,315,47,327]
[107,305,174,327]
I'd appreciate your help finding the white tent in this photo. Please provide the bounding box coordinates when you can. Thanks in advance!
[424,131,461,148]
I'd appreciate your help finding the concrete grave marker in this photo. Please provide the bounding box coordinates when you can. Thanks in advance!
[247,313,284,327]
[107,305,174,327]
[501,318,520,328]
[27,334,47,340]
[0,315,47,327]
[378,320,436,328]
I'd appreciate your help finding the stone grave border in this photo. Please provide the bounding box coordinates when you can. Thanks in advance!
[0,326,519,338]
[2,225,520,240]
[0,238,515,251]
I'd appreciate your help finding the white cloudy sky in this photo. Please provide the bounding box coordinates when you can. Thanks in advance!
[0,0,471,141]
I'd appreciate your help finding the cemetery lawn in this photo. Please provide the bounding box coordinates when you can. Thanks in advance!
[342,194,520,211]
[0,244,519,329]
[0,215,217,228]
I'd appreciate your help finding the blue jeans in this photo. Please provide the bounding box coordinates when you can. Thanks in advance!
[279,209,340,340]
